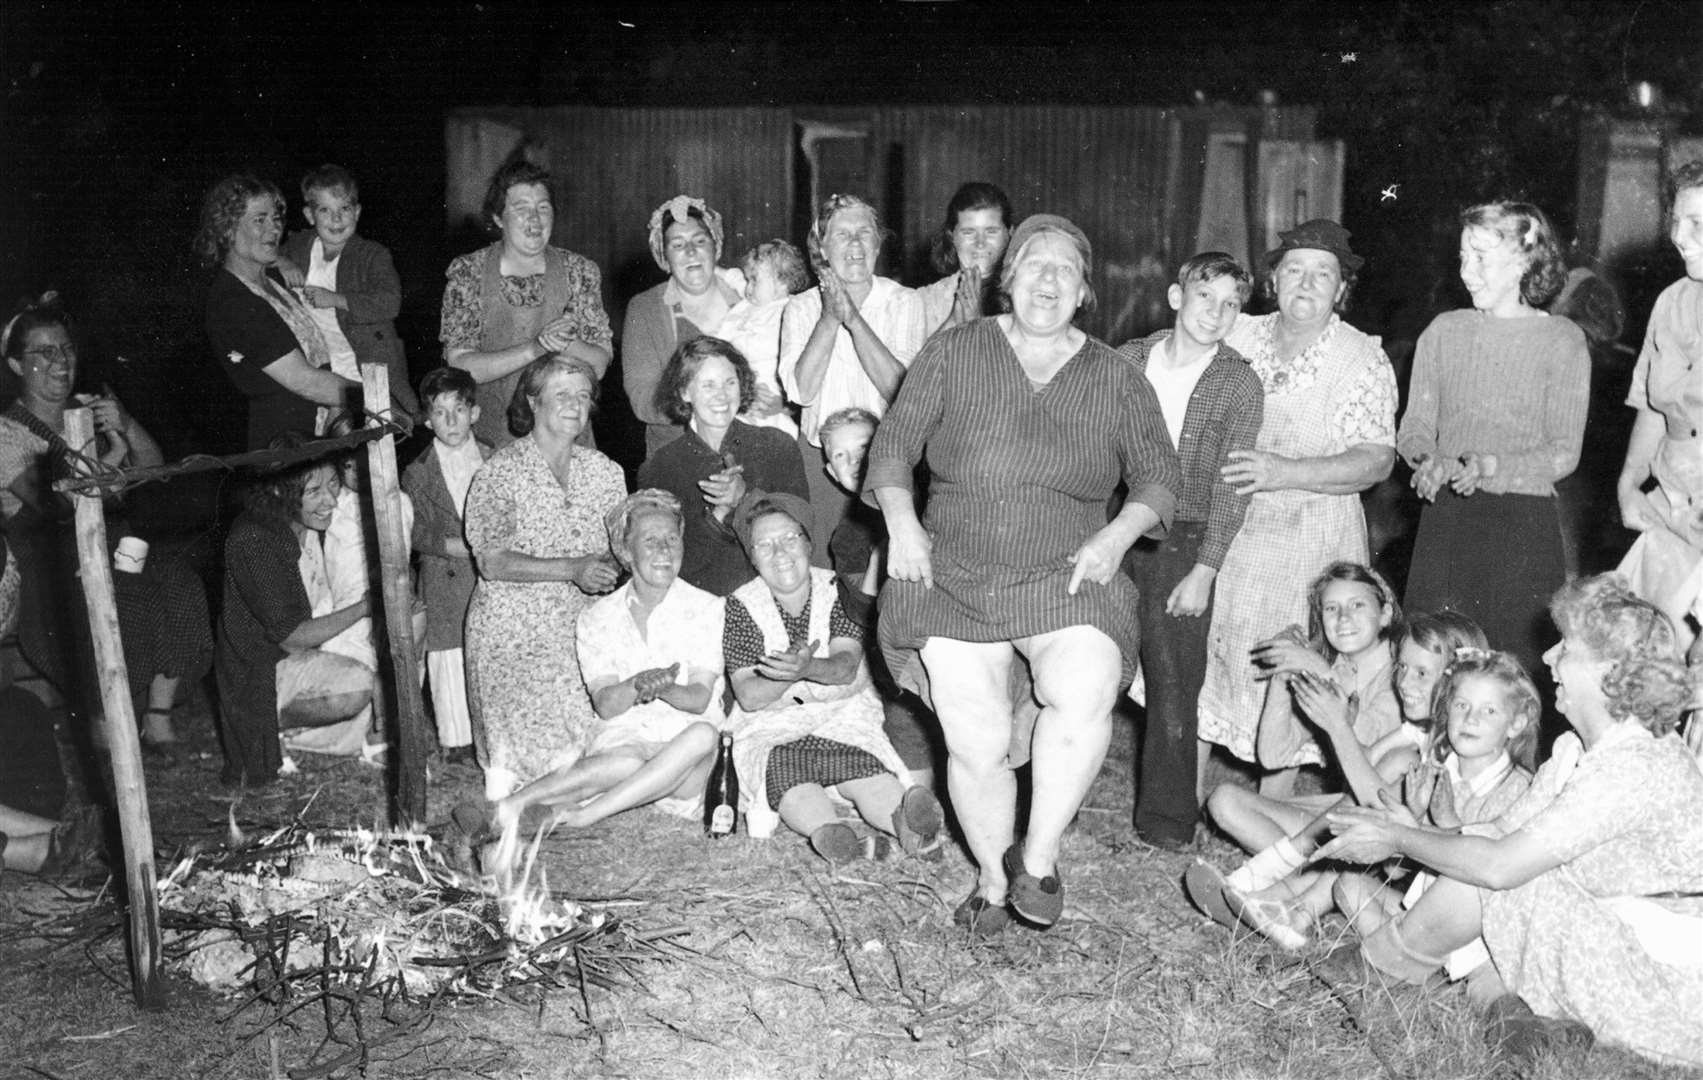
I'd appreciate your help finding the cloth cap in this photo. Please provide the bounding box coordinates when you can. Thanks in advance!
[1264,218,1363,274]
[1006,214,1093,279]
[733,491,815,557]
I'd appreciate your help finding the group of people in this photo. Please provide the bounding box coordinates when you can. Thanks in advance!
[2,153,1700,1069]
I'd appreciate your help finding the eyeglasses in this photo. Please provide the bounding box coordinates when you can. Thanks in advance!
[752,531,805,558]
[22,344,76,369]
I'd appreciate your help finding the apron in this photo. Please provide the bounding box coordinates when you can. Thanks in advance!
[470,243,594,450]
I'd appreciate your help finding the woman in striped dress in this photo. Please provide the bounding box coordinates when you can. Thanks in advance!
[869,214,1181,933]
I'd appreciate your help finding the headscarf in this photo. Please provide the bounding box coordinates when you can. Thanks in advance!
[647,195,725,272]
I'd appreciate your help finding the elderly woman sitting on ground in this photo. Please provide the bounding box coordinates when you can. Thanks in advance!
[1319,574,1703,1069]
[723,492,942,864]
[491,489,725,833]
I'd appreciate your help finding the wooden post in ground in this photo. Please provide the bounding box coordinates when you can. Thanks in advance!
[360,366,428,826]
[64,407,165,1009]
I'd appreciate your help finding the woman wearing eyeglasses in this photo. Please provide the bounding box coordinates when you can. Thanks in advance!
[0,300,211,754]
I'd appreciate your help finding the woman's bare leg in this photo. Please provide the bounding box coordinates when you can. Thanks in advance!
[1016,626,1120,878]
[494,753,644,830]
[776,783,841,838]
[554,723,720,828]
[836,773,906,834]
[921,638,1018,903]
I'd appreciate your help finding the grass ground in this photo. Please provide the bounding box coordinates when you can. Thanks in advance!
[3,693,1699,1080]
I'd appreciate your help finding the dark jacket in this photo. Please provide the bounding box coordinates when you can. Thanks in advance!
[401,438,493,651]
[281,231,419,418]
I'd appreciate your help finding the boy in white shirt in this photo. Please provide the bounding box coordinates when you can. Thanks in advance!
[1115,252,1263,849]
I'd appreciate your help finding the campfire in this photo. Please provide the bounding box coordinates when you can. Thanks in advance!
[160,815,686,1000]
[124,814,691,1075]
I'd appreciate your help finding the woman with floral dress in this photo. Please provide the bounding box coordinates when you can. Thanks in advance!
[1321,574,1703,1069]
[441,161,614,449]
[463,356,626,800]
[1197,220,1399,797]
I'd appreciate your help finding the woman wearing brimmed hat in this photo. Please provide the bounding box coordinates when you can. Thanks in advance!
[869,214,1181,933]
[1197,219,1399,797]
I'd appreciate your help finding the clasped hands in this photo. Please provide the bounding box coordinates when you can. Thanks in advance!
[629,663,681,704]
[1411,451,1498,501]
[756,639,820,683]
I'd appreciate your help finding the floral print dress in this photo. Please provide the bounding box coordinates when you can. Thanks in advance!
[463,435,625,789]
[1479,726,1703,1067]
[1197,313,1398,764]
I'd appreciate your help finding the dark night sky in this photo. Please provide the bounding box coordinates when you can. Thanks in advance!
[2,0,1697,452]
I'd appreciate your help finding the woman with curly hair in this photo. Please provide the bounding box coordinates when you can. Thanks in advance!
[198,173,357,450]
[637,337,808,596]
[1398,201,1589,695]
[1321,574,1703,1068]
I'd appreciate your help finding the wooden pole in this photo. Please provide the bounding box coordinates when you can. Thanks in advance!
[360,365,428,826]
[64,407,165,1009]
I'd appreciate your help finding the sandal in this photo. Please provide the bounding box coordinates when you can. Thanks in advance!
[952,892,1012,937]
[359,741,390,769]
[892,786,945,859]
[1183,861,1240,930]
[1002,843,1064,927]
[810,822,861,866]
[1222,884,1311,951]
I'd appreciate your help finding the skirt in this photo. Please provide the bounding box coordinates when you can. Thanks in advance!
[765,734,886,809]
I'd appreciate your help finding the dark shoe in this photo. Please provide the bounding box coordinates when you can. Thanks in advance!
[1183,861,1239,930]
[1002,843,1063,927]
[952,892,1012,937]
[451,800,493,843]
[892,786,945,859]
[810,822,861,866]
[1484,994,1595,1065]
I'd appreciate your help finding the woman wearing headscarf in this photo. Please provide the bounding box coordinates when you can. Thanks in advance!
[622,195,747,457]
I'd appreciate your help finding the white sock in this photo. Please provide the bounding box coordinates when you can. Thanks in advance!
[1227,836,1305,892]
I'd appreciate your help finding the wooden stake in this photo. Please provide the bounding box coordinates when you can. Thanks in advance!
[64,407,165,1009]
[360,365,428,825]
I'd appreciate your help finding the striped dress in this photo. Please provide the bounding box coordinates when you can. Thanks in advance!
[867,319,1180,699]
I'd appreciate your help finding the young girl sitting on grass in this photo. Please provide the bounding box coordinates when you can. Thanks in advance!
[1186,582,1471,944]
[1328,649,1535,995]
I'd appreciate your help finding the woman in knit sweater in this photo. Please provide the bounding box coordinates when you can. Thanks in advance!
[1396,201,1588,699]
